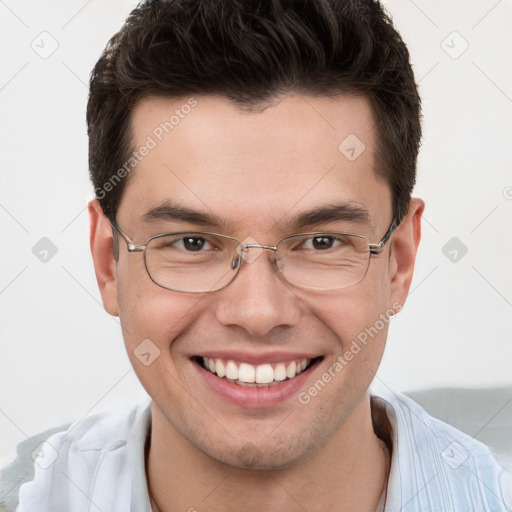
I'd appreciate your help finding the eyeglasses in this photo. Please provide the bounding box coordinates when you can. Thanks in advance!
[111,219,398,293]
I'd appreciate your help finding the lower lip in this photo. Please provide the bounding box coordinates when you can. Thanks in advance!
[194,359,321,408]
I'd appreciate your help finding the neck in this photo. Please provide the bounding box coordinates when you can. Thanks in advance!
[147,395,390,512]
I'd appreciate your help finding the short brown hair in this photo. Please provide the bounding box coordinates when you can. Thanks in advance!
[87,0,421,224]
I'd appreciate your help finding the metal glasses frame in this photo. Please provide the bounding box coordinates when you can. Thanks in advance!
[110,218,398,293]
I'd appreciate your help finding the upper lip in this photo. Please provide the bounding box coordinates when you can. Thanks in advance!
[191,350,322,365]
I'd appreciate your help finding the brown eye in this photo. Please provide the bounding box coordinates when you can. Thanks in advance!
[311,236,336,250]
[182,237,206,251]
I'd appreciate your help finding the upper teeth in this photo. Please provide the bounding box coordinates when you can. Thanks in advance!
[202,357,310,385]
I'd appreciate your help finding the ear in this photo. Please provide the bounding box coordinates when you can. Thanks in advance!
[388,197,425,312]
[88,199,119,316]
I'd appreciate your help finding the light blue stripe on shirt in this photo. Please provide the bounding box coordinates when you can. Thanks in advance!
[371,387,512,511]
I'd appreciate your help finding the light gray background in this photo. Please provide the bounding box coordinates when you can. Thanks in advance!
[1,0,511,466]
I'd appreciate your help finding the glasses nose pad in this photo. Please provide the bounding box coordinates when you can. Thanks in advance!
[275,257,288,280]
[231,256,241,270]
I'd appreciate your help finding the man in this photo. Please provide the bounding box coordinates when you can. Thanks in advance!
[2,0,511,510]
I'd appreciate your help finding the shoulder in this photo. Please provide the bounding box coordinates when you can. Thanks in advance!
[0,425,69,512]
[371,388,512,511]
[1,401,150,512]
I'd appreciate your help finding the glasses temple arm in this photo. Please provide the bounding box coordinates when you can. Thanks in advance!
[110,219,145,257]
[369,218,399,254]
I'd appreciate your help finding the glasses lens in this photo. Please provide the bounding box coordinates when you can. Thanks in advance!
[276,233,370,290]
[145,233,240,292]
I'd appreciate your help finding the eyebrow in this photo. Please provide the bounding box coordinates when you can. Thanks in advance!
[142,201,225,228]
[282,202,370,231]
[142,200,370,233]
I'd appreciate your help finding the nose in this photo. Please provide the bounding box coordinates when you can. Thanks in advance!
[214,248,303,338]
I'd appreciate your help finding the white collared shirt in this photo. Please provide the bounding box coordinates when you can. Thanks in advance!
[12,390,512,512]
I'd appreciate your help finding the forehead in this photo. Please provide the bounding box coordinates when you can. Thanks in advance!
[118,93,392,234]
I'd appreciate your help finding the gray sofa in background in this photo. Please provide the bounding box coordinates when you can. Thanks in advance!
[404,387,512,469]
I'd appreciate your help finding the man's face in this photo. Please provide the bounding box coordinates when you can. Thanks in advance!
[106,94,407,469]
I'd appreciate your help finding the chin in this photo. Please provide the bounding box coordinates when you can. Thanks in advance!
[201,434,316,471]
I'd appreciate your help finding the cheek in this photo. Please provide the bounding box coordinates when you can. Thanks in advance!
[115,260,204,354]
[304,276,389,341]
[298,272,391,378]
[116,280,208,403]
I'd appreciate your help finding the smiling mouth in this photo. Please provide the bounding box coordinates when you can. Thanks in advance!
[194,356,322,387]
